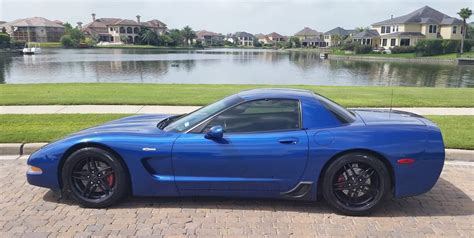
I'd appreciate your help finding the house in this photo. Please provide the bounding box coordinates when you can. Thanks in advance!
[372,6,464,49]
[323,27,355,47]
[301,37,325,47]
[256,32,286,45]
[352,29,380,48]
[233,32,255,46]
[82,13,167,44]
[294,27,323,41]
[0,17,65,42]
[195,30,224,46]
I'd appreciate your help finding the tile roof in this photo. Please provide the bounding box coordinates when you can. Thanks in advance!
[324,27,355,36]
[234,31,254,38]
[142,19,167,28]
[295,27,322,36]
[267,32,284,38]
[1,17,64,28]
[196,30,221,39]
[372,6,462,26]
[352,29,380,39]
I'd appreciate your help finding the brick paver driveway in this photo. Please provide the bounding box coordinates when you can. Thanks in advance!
[1,158,473,237]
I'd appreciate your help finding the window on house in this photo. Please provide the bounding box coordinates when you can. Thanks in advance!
[400,38,410,46]
[110,27,113,32]
[381,26,386,34]
[386,26,391,33]
[391,39,396,46]
[429,25,437,33]
[453,26,457,34]
[382,39,387,46]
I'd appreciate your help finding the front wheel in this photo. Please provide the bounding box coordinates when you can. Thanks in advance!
[322,152,391,216]
[62,147,129,208]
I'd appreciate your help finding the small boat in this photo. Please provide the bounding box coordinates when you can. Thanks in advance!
[22,43,42,55]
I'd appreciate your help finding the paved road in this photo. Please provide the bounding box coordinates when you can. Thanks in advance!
[1,157,473,237]
[1,105,474,115]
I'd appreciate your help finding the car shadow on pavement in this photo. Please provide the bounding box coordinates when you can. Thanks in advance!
[43,178,473,217]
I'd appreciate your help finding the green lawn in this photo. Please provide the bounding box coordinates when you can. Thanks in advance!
[37,42,62,48]
[426,116,474,150]
[429,51,474,59]
[0,114,472,149]
[1,84,473,107]
[96,45,196,50]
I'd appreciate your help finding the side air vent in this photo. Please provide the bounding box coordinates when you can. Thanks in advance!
[281,182,313,198]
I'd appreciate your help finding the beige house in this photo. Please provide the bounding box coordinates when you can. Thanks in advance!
[233,32,255,46]
[82,14,167,44]
[256,32,286,45]
[294,27,323,41]
[195,30,224,46]
[372,6,464,49]
[0,17,65,42]
[323,27,355,47]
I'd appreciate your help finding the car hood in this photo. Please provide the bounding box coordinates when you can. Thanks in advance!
[73,114,172,135]
[353,109,426,126]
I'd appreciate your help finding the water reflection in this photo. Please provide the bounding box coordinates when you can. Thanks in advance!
[0,48,472,87]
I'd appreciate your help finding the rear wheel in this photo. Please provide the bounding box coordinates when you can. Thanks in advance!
[62,147,128,208]
[322,152,390,216]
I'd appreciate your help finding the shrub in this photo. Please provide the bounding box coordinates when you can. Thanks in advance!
[341,42,355,51]
[0,33,10,48]
[391,46,415,54]
[60,35,75,48]
[354,45,372,54]
[415,39,472,56]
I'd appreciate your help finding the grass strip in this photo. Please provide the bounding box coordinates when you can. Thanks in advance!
[1,84,473,107]
[0,114,472,149]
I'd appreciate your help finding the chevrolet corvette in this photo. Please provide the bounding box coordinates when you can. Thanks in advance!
[27,88,445,215]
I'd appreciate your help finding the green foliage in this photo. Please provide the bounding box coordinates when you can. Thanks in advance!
[83,37,97,47]
[341,42,356,51]
[181,26,196,46]
[60,35,74,48]
[60,22,85,48]
[1,27,6,33]
[0,33,11,44]
[354,45,372,54]
[457,8,472,21]
[390,46,415,54]
[168,29,184,46]
[415,39,472,56]
[286,36,301,48]
[140,28,159,45]
[194,39,203,48]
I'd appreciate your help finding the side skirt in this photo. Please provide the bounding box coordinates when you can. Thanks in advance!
[280,181,313,199]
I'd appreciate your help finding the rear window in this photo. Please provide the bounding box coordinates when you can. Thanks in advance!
[314,93,355,123]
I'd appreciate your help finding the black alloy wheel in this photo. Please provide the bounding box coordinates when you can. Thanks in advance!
[322,152,390,216]
[62,147,128,208]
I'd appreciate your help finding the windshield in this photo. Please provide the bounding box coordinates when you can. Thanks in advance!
[163,95,243,132]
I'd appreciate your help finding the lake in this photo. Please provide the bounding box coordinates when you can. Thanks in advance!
[1,48,473,87]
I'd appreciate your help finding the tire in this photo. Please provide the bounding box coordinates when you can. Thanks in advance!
[322,152,391,216]
[62,147,129,208]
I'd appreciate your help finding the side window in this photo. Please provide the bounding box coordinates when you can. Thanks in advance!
[202,99,301,133]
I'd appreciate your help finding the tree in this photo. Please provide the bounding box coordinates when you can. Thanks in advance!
[1,27,6,33]
[140,29,158,45]
[168,29,184,46]
[60,35,74,47]
[181,26,196,46]
[287,36,300,48]
[63,22,74,34]
[355,26,370,33]
[458,7,472,54]
[331,34,342,47]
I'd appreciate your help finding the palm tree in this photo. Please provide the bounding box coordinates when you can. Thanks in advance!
[458,7,472,54]
[140,29,158,45]
[181,26,196,46]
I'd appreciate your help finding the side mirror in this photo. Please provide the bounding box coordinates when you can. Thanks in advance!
[205,125,224,139]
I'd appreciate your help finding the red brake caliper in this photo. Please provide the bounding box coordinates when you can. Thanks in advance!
[106,173,115,187]
[337,175,345,189]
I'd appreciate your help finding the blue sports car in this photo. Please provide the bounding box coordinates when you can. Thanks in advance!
[27,88,445,215]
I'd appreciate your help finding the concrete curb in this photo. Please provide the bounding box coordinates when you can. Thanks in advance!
[0,143,472,162]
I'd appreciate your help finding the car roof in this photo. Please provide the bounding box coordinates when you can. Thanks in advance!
[237,88,315,101]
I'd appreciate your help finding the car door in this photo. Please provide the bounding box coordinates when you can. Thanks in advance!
[171,99,309,192]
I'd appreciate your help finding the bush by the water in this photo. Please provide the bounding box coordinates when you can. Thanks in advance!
[341,42,356,51]
[415,39,473,56]
[354,45,372,54]
[391,46,415,54]
[0,33,10,48]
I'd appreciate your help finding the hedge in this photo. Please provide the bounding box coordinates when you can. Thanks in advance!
[415,39,473,56]
[391,46,415,54]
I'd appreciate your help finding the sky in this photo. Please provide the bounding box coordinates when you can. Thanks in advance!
[0,0,472,35]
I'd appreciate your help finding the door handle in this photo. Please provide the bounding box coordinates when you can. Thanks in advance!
[279,138,298,144]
